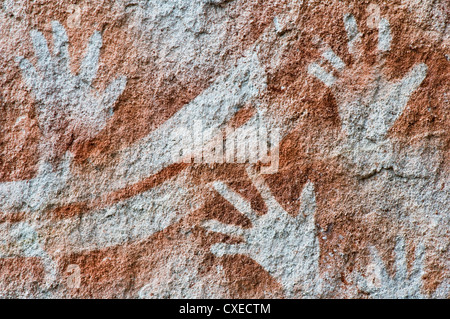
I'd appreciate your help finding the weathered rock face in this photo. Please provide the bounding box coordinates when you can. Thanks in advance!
[0,0,448,298]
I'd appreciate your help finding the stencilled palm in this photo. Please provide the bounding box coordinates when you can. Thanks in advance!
[202,167,321,298]
[353,237,427,298]
[308,13,428,178]
[16,21,127,162]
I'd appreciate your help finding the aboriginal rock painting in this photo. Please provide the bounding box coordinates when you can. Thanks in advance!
[0,1,448,298]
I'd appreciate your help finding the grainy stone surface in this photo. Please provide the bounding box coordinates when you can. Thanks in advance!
[0,0,448,298]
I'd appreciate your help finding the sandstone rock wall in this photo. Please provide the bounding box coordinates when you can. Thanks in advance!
[0,0,448,298]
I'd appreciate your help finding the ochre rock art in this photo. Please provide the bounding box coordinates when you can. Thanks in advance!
[353,237,448,299]
[0,0,448,298]
[203,167,322,298]
[17,21,127,164]
[308,13,430,179]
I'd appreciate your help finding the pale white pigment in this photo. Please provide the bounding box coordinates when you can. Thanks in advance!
[354,237,449,299]
[203,167,323,298]
[308,14,431,179]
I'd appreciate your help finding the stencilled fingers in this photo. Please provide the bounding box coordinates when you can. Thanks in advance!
[308,13,394,88]
[16,20,127,98]
[203,173,320,296]
[15,56,41,93]
[356,237,427,298]
[378,18,391,52]
[202,219,246,238]
[393,237,408,281]
[344,14,391,56]
[368,245,391,281]
[245,166,286,214]
[392,237,425,282]
[51,21,70,72]
[101,75,128,116]
[306,36,345,88]
[307,8,429,178]
[30,29,53,75]
[298,181,316,221]
[307,62,338,88]
[16,20,127,154]
[412,243,425,277]
[210,243,250,258]
[20,21,103,86]
[202,180,259,259]
[212,181,259,224]
[79,30,102,86]
[394,63,428,105]
[379,62,428,131]
[322,48,346,71]
[344,13,362,56]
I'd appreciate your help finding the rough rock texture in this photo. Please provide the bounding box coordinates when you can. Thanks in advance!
[0,0,448,298]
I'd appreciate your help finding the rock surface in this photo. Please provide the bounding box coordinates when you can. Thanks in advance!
[0,0,448,298]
